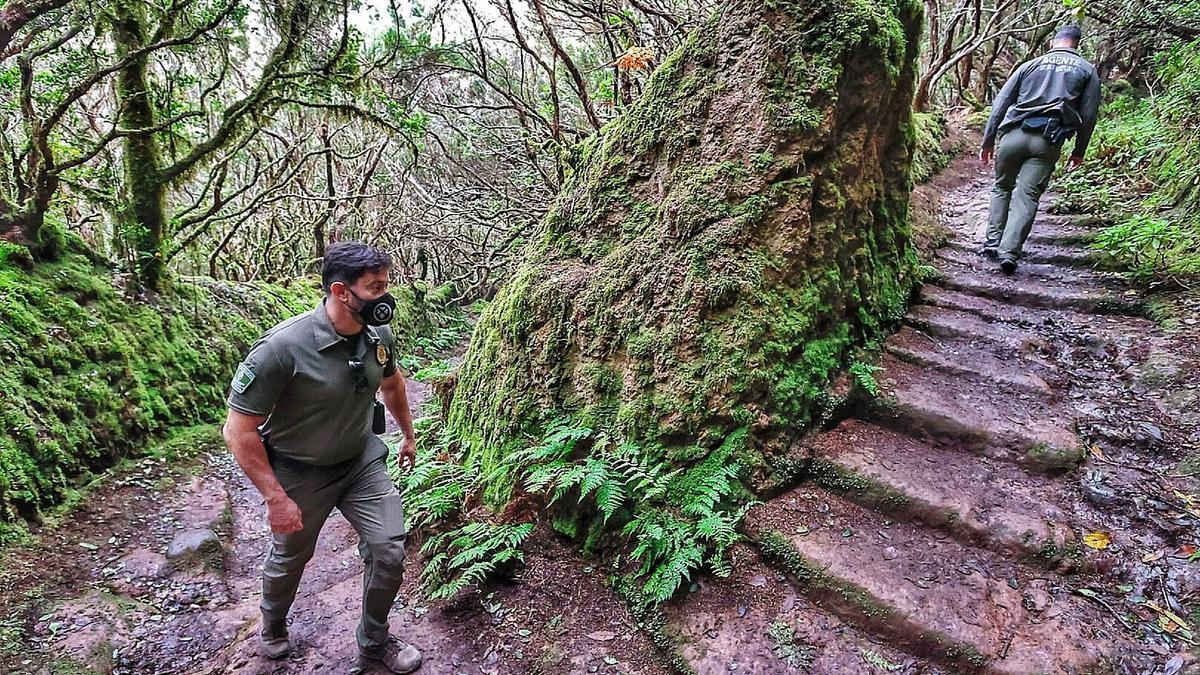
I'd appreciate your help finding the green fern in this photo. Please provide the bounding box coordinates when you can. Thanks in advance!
[393,416,479,530]
[424,417,758,606]
[419,521,535,600]
[849,360,883,398]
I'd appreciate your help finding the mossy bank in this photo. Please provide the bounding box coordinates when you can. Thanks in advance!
[0,245,420,540]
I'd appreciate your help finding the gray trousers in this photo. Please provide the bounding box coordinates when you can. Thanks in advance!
[986,128,1063,261]
[261,449,407,651]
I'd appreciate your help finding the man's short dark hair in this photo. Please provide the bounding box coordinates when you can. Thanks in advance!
[1055,25,1082,43]
[321,241,391,292]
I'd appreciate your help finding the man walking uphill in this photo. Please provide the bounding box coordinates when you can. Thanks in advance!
[980,25,1101,274]
[222,242,422,673]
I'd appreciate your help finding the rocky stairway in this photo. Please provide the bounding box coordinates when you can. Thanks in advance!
[665,175,1157,673]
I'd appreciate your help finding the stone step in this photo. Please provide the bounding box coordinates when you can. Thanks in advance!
[1026,223,1101,247]
[904,304,1048,354]
[801,420,1082,565]
[952,204,1101,247]
[917,285,1155,345]
[937,245,1115,284]
[884,325,1063,397]
[932,263,1143,316]
[943,238,1105,270]
[748,487,1126,674]
[664,543,942,674]
[868,355,1084,474]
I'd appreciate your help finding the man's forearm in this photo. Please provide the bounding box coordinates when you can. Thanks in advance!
[225,427,289,504]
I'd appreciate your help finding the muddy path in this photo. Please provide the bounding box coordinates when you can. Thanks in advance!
[3,156,1199,675]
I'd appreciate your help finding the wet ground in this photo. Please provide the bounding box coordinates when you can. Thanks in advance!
[2,156,1199,674]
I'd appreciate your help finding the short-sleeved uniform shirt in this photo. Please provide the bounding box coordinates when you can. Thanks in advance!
[227,298,397,466]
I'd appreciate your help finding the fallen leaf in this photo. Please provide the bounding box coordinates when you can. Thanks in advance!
[1177,544,1197,557]
[1160,615,1179,634]
[586,631,617,642]
[1143,550,1166,563]
[1138,422,1165,442]
[1089,444,1107,461]
[1145,602,1192,631]
[1083,532,1112,550]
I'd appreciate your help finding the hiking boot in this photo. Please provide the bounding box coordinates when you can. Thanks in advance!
[358,636,423,673]
[259,618,293,659]
[1000,258,1018,275]
[979,246,998,259]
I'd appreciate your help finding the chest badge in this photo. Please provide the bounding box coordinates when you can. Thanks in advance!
[376,344,388,366]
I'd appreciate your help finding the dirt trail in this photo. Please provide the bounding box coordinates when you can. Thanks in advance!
[5,160,1199,675]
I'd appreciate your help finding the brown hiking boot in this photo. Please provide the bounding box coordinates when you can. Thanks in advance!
[259,618,293,660]
[357,636,422,673]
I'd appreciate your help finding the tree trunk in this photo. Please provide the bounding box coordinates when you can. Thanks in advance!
[977,37,1004,103]
[0,198,59,260]
[111,0,167,290]
[446,0,923,503]
[316,124,333,259]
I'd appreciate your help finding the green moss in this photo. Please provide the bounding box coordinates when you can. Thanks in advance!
[445,0,923,498]
[1023,442,1085,474]
[762,0,910,132]
[0,254,330,531]
[613,576,699,675]
[757,531,991,672]
[909,111,953,184]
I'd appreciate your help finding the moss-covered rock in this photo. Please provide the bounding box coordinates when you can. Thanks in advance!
[447,0,923,503]
[0,254,349,534]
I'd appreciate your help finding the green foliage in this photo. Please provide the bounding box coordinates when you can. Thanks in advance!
[1057,40,1200,283]
[909,111,952,184]
[413,417,759,604]
[396,305,473,374]
[860,648,903,672]
[515,422,757,603]
[395,419,477,530]
[0,255,329,535]
[397,415,537,601]
[1092,215,1200,282]
[849,360,883,398]
[419,521,535,600]
[768,621,816,669]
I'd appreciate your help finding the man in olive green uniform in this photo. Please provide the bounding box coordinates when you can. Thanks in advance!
[223,242,422,673]
[981,25,1101,274]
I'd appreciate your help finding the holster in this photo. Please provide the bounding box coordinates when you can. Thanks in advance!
[1022,115,1074,145]
[373,400,386,434]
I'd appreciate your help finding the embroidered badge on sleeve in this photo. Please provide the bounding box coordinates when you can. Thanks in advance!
[232,363,256,394]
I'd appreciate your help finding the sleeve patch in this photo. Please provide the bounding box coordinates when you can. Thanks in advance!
[231,363,256,394]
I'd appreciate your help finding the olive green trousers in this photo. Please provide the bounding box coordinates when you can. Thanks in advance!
[985,128,1063,261]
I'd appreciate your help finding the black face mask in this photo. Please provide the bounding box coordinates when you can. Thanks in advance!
[346,289,396,326]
